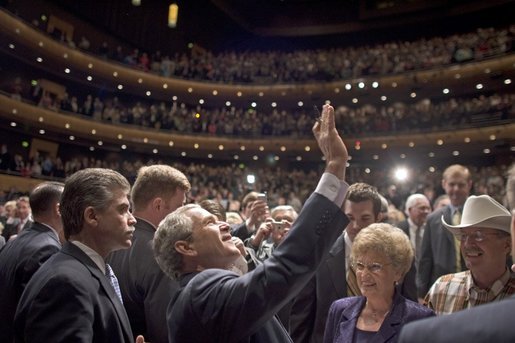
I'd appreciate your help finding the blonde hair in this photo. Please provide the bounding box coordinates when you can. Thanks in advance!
[351,223,413,277]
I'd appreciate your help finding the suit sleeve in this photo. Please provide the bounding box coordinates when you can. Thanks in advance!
[21,244,60,290]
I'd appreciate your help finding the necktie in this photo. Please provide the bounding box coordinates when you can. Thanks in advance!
[105,263,123,304]
[346,266,361,297]
[414,226,423,263]
[452,209,462,272]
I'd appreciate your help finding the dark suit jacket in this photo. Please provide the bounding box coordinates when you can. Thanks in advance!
[396,220,409,236]
[168,193,349,342]
[2,219,33,241]
[292,233,418,343]
[398,296,515,343]
[324,291,434,343]
[0,222,61,343]
[14,242,133,343]
[417,205,465,298]
[107,217,178,343]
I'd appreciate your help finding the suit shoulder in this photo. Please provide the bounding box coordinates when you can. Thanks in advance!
[402,298,435,319]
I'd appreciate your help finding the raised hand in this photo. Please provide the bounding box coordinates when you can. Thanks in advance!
[312,104,348,180]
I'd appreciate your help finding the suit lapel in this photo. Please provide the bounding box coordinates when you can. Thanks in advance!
[442,206,454,244]
[374,292,404,343]
[61,243,133,342]
[337,297,365,342]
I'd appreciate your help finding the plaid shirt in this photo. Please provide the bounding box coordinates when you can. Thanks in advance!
[424,269,515,315]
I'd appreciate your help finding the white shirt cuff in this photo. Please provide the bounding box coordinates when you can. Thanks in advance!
[315,172,349,207]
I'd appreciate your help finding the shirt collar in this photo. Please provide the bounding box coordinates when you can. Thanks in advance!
[70,240,106,274]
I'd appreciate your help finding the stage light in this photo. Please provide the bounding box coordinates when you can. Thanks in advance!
[168,3,178,28]
[394,167,409,182]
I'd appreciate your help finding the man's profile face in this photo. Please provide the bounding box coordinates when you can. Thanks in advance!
[188,207,241,269]
[96,189,136,253]
[442,173,472,207]
[344,200,377,242]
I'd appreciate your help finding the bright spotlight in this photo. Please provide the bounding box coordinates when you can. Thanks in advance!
[394,167,409,182]
[246,174,255,184]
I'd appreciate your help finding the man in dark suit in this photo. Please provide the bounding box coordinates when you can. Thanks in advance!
[397,193,431,269]
[153,104,350,342]
[417,164,472,299]
[398,163,515,343]
[0,182,64,343]
[108,164,190,343]
[293,183,417,343]
[14,168,144,343]
[2,196,33,241]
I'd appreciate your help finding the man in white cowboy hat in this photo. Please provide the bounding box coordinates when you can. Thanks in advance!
[423,194,513,315]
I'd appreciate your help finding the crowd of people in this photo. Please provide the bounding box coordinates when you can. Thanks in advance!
[7,77,513,138]
[59,23,514,84]
[0,105,514,342]
[1,140,511,217]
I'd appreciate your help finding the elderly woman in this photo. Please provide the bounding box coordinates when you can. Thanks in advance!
[324,223,434,343]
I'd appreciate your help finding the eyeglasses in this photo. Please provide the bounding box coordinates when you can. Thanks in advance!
[351,261,391,274]
[455,230,503,243]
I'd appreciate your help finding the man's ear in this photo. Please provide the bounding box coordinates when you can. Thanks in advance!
[175,240,197,256]
[376,212,384,223]
[84,206,97,226]
[152,197,163,212]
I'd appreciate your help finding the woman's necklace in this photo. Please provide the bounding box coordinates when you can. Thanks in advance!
[361,303,391,326]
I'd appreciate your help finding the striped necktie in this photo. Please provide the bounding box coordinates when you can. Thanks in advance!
[105,263,123,304]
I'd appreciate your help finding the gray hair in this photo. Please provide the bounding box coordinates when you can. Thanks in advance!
[351,223,414,277]
[271,205,298,221]
[61,168,130,239]
[153,204,199,280]
[404,193,429,216]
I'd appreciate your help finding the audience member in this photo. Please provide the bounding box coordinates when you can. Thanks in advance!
[397,193,432,269]
[107,165,190,343]
[0,182,64,343]
[424,195,513,314]
[230,191,268,241]
[417,164,472,299]
[2,196,32,241]
[323,223,434,342]
[398,164,515,343]
[246,205,297,261]
[14,168,144,342]
[152,103,349,342]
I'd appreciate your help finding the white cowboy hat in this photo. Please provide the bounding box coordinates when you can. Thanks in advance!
[442,195,511,235]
